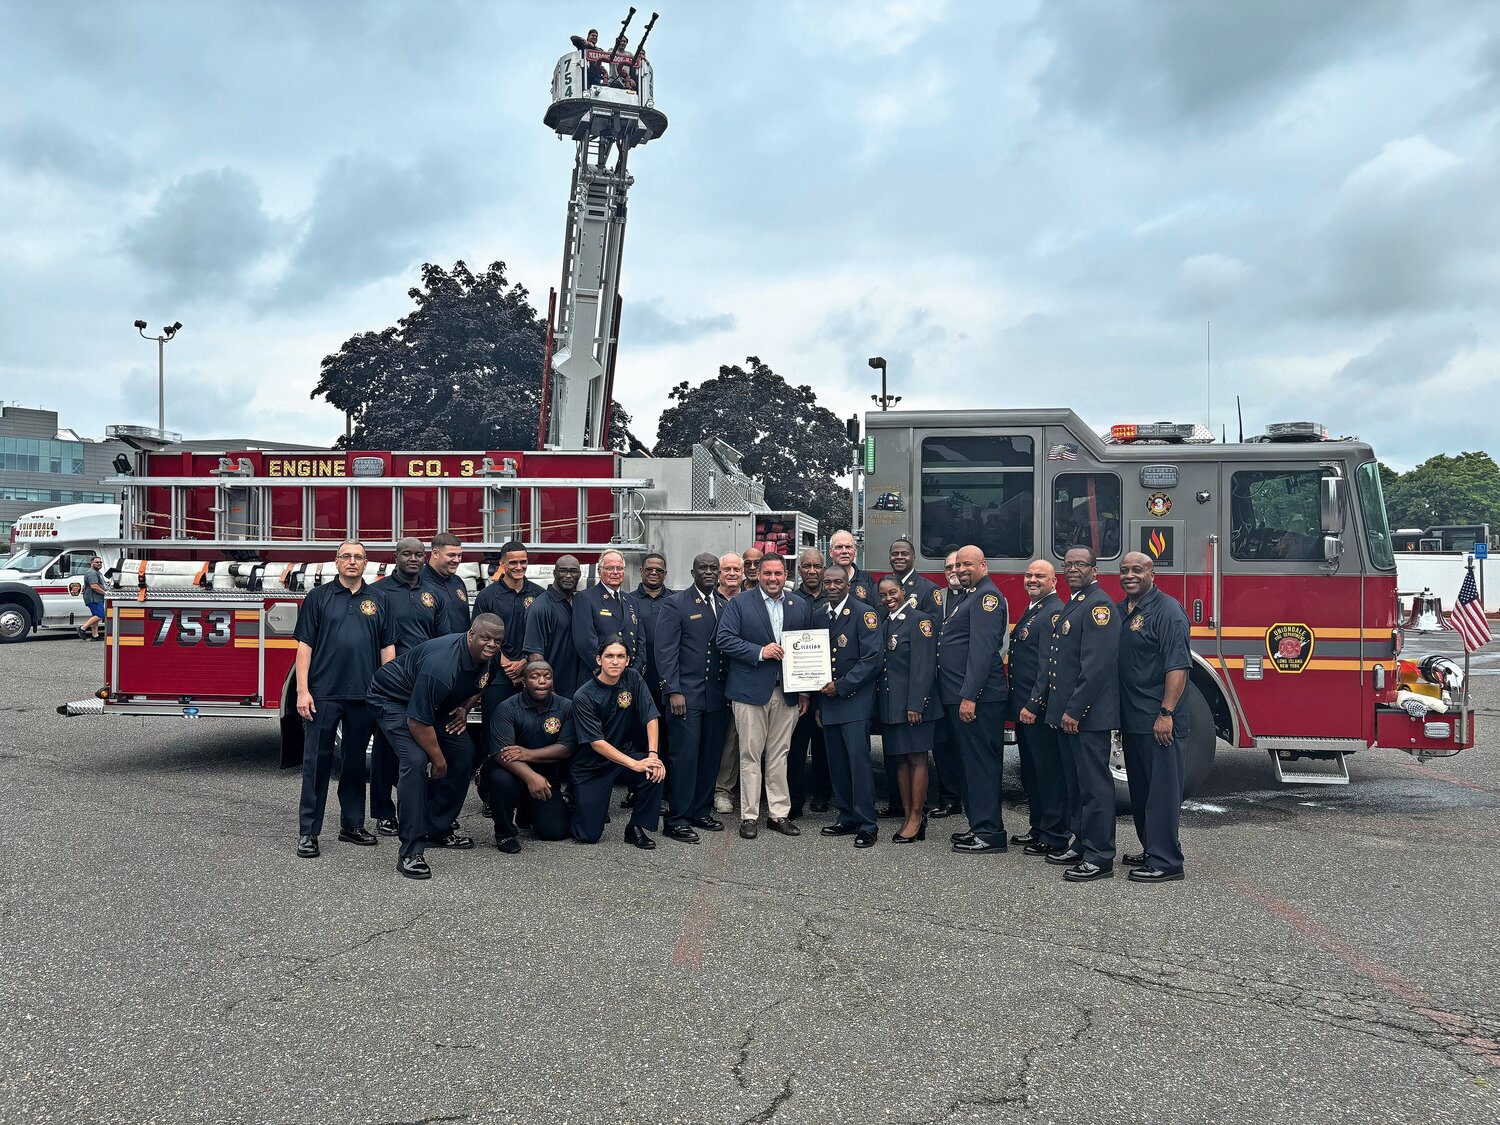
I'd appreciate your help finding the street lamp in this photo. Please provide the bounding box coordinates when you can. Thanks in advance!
[134,319,183,433]
[868,355,901,410]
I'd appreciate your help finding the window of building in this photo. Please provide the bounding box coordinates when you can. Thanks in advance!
[919,434,1034,559]
[1230,470,1324,561]
[1051,473,1122,560]
[0,487,113,504]
[0,437,87,474]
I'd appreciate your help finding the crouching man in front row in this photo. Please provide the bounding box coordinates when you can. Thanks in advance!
[482,660,575,853]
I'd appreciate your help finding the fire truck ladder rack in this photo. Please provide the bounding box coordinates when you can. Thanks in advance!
[105,474,654,554]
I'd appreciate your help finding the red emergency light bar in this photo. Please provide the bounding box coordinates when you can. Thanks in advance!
[1110,422,1195,444]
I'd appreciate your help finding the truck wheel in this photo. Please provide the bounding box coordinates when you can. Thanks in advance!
[1111,683,1217,810]
[0,603,32,643]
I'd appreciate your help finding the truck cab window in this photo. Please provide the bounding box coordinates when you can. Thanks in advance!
[920,435,1034,560]
[1051,473,1121,560]
[1230,470,1323,561]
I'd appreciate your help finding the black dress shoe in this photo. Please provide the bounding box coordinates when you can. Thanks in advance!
[494,835,521,854]
[893,818,927,843]
[426,832,475,850]
[1122,851,1148,867]
[952,837,1006,854]
[928,803,962,819]
[808,798,830,813]
[296,835,319,859]
[375,817,400,837]
[690,816,725,832]
[739,820,759,840]
[950,830,975,845]
[1010,832,1039,846]
[854,830,877,848]
[820,824,858,837]
[625,826,657,850]
[1063,861,1113,881]
[398,855,431,880]
[1128,866,1184,883]
[1045,847,1084,867]
[338,826,378,847]
[1023,841,1055,857]
[765,817,801,836]
[662,824,700,843]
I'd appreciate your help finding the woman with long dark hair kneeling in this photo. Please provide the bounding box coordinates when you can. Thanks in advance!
[570,635,665,848]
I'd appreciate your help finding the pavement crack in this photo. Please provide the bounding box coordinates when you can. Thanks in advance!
[738,1072,795,1124]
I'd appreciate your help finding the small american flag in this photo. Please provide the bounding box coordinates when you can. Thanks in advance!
[1450,561,1492,653]
[1047,443,1079,461]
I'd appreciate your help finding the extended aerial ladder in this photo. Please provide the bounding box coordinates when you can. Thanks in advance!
[540,9,668,450]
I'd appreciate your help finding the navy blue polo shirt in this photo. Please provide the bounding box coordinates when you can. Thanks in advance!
[522,586,580,698]
[368,632,495,727]
[571,667,659,767]
[294,579,392,700]
[375,569,442,656]
[473,576,545,660]
[1117,586,1192,736]
[490,690,576,760]
[419,563,471,636]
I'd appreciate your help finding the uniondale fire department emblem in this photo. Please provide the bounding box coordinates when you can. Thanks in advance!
[543,716,562,735]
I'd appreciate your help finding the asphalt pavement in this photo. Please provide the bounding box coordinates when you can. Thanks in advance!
[1,630,1497,1124]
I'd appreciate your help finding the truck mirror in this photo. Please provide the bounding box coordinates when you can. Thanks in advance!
[1323,534,1343,564]
[1320,474,1344,536]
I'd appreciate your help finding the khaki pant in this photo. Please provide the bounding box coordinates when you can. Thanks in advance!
[715,721,739,798]
[731,698,799,822]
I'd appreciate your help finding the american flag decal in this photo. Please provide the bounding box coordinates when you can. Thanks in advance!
[1047,443,1079,461]
[1451,561,1492,653]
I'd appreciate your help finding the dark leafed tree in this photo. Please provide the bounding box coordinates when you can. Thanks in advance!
[654,356,851,531]
[1380,453,1500,530]
[312,260,630,450]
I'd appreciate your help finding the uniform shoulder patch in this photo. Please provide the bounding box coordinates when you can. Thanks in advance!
[543,715,562,735]
[918,619,934,638]
[1092,605,1111,626]
[616,690,633,709]
[359,598,378,616]
[419,591,436,608]
[863,610,879,629]
[981,594,1000,613]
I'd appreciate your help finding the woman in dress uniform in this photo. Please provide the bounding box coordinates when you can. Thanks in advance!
[569,636,666,849]
[877,578,943,843]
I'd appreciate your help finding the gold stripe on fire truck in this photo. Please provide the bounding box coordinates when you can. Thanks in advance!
[1218,657,1384,672]
[1192,627,1386,640]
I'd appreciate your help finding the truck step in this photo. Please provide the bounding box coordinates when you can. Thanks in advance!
[1259,742,1353,785]
[57,697,104,717]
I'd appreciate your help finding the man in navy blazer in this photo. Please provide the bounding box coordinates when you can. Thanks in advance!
[572,548,645,685]
[939,544,1011,854]
[655,552,729,842]
[815,564,884,847]
[716,554,816,839]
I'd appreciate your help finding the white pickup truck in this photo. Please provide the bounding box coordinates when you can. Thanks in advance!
[0,503,120,642]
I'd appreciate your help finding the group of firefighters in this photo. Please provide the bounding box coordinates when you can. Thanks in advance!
[291,528,1192,884]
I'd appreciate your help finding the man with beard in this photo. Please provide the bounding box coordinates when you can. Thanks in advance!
[524,556,584,699]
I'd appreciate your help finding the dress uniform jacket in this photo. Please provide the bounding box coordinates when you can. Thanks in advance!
[878,609,942,724]
[1009,591,1065,720]
[572,582,645,677]
[817,596,883,724]
[716,588,819,706]
[655,587,726,712]
[936,576,1009,707]
[847,566,877,607]
[893,570,943,617]
[1043,582,1120,730]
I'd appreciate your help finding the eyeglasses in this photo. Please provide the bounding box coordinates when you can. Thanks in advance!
[642,565,666,573]
[1062,561,1095,570]
[336,553,366,562]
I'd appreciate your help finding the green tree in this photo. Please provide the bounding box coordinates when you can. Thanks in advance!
[654,356,852,532]
[312,260,629,450]
[1381,452,1500,530]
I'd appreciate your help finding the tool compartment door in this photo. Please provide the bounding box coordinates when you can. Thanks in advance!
[111,599,266,703]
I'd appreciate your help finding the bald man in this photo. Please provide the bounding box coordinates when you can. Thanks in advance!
[1116,551,1191,883]
[939,545,1010,853]
[1011,559,1069,855]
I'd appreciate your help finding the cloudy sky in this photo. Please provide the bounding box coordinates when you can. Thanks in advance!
[2,0,1497,469]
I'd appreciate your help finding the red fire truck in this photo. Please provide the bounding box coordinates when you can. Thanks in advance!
[859,410,1472,793]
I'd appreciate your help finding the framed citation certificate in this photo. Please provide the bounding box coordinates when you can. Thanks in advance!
[781,629,832,693]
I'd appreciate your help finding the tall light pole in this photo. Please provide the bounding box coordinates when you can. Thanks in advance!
[868,355,900,411]
[133,319,182,433]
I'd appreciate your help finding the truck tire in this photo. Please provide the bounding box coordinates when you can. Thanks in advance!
[0,602,32,643]
[1111,683,1216,810]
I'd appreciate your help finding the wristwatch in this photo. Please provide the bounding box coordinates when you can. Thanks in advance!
[1158,706,1175,717]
